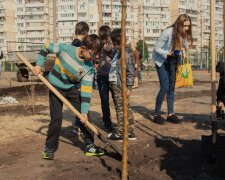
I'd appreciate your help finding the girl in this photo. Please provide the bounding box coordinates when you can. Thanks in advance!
[152,14,193,124]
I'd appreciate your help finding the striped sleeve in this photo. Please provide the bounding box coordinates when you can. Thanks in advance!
[80,69,94,113]
[36,43,60,66]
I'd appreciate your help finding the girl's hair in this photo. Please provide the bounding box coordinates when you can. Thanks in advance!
[170,14,193,45]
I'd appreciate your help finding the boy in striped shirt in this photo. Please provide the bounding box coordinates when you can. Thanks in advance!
[32,34,104,159]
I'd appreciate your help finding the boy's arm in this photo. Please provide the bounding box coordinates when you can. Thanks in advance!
[126,51,135,90]
[36,43,60,67]
[80,69,94,114]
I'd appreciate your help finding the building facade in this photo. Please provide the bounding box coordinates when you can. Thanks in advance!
[0,0,224,64]
[0,0,17,54]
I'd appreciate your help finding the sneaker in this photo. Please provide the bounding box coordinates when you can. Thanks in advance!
[153,115,165,125]
[107,132,123,142]
[167,114,181,124]
[73,127,83,135]
[85,144,105,156]
[43,147,54,160]
[128,132,136,140]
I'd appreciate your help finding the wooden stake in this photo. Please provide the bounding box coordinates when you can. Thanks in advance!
[210,0,217,144]
[121,0,128,180]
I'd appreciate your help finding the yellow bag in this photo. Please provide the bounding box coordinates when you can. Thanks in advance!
[175,56,193,88]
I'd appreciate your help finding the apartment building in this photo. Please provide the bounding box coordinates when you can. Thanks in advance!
[0,0,17,54]
[15,0,53,51]
[199,0,224,50]
[144,0,170,56]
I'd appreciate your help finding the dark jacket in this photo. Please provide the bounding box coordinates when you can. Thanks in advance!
[216,61,225,104]
[97,49,113,76]
[115,48,135,90]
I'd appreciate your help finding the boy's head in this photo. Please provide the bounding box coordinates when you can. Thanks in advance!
[111,28,121,50]
[99,25,111,44]
[75,22,89,36]
[80,34,103,61]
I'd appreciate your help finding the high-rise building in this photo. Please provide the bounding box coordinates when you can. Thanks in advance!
[15,0,52,51]
[0,0,17,54]
[0,0,223,64]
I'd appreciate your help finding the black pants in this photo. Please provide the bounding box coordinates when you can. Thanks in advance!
[46,86,94,150]
[97,74,112,127]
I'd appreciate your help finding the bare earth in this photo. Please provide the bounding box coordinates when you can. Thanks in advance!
[0,71,224,180]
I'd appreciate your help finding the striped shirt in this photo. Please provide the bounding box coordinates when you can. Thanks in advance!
[36,43,94,113]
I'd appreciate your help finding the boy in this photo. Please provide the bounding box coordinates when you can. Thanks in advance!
[107,28,136,141]
[97,25,114,130]
[216,61,225,119]
[32,34,104,159]
[71,21,89,47]
[71,21,89,135]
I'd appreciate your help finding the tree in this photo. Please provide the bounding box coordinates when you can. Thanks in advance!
[136,40,149,63]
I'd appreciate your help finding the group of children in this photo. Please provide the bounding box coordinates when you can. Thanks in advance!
[25,14,225,160]
[32,22,137,160]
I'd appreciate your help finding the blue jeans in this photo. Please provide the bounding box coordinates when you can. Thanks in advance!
[97,75,112,127]
[155,58,176,115]
[138,68,142,80]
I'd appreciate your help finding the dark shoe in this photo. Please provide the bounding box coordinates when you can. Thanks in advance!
[85,144,105,156]
[153,115,165,125]
[43,147,54,160]
[167,114,181,124]
[128,132,136,140]
[107,132,123,142]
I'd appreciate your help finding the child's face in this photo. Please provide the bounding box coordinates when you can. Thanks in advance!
[112,42,121,50]
[102,37,111,45]
[183,21,190,32]
[81,46,99,61]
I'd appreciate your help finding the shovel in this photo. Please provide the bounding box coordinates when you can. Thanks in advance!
[16,52,123,160]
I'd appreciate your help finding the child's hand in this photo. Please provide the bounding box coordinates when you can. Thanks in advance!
[32,65,42,76]
[167,51,175,57]
[80,113,88,124]
[219,102,224,110]
[181,48,186,59]
[127,89,132,97]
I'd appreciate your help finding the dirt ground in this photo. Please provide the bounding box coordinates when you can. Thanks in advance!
[0,71,224,180]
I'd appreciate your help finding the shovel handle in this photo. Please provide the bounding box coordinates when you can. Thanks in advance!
[16,52,98,135]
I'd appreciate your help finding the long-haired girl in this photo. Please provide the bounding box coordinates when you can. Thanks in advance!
[152,14,193,124]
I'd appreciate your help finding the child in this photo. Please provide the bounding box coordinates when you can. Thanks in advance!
[71,21,89,135]
[131,44,140,89]
[152,14,193,124]
[216,61,225,118]
[107,28,136,141]
[97,25,114,130]
[32,34,104,159]
[71,21,89,47]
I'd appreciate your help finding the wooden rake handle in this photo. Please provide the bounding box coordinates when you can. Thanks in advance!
[16,52,98,135]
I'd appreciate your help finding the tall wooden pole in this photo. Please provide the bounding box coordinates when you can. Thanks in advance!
[53,0,56,43]
[121,0,128,179]
[223,1,225,80]
[142,1,145,62]
[210,0,217,144]
[76,0,78,22]
[111,0,113,30]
